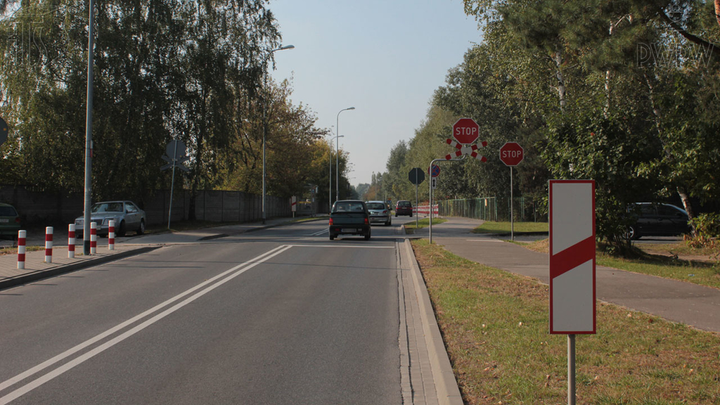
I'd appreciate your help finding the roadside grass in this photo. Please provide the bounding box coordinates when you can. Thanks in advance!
[0,245,43,256]
[411,239,720,404]
[403,218,447,233]
[472,221,548,234]
[519,238,720,289]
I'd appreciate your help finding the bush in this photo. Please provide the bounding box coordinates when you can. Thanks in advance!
[686,213,720,250]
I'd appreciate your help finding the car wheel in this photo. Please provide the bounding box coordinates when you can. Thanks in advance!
[137,220,145,235]
[395,213,398,217]
[117,220,127,237]
[329,233,335,240]
[364,231,371,240]
[627,225,640,240]
[386,220,391,226]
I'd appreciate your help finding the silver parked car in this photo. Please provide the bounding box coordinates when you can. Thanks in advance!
[75,201,146,237]
[365,200,392,226]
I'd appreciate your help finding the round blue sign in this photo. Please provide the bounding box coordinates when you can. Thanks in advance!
[430,165,440,177]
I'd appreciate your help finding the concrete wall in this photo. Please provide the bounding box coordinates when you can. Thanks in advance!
[0,186,292,226]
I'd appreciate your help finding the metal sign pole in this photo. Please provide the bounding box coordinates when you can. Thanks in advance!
[415,182,419,229]
[568,334,576,405]
[510,166,514,241]
[168,139,178,230]
[429,162,434,243]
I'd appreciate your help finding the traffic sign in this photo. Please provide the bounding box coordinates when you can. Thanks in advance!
[408,168,425,185]
[431,177,437,189]
[452,118,479,145]
[430,164,440,177]
[549,180,596,334]
[500,142,524,166]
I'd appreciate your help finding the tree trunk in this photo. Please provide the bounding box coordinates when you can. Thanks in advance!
[553,45,567,111]
[677,186,696,236]
[715,0,720,30]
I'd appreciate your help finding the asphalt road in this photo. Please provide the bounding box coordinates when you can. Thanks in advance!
[0,219,417,404]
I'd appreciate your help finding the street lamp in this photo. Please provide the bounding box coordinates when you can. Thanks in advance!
[82,0,96,255]
[262,44,294,224]
[328,135,343,213]
[336,107,355,201]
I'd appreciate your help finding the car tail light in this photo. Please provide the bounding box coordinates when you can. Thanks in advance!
[329,218,333,225]
[15,217,20,224]
[382,210,387,214]
[364,218,369,225]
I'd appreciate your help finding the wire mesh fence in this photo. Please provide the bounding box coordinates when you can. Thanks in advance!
[437,197,547,222]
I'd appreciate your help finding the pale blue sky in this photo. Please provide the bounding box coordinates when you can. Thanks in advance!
[267,0,482,187]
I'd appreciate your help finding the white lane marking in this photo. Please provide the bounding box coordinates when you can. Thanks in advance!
[465,239,504,242]
[308,229,328,236]
[0,245,292,404]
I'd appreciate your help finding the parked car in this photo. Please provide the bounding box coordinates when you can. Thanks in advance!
[366,200,392,226]
[627,202,690,240]
[0,203,21,240]
[329,200,371,240]
[395,200,413,217]
[75,201,146,237]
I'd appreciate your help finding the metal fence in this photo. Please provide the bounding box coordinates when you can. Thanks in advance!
[437,196,547,222]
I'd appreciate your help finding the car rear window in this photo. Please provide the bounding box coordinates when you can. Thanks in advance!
[333,202,365,212]
[0,206,17,216]
[367,203,385,210]
[398,201,411,207]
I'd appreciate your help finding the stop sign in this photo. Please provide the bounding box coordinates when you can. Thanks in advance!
[452,118,479,145]
[500,142,524,166]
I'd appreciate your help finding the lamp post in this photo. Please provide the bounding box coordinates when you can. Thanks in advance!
[262,44,294,224]
[82,0,96,255]
[336,107,355,201]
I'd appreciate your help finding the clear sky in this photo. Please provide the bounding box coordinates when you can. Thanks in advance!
[267,0,482,188]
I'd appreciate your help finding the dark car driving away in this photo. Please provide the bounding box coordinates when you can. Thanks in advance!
[628,202,690,240]
[395,200,413,217]
[329,200,371,240]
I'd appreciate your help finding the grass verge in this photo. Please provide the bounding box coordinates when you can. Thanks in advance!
[411,239,720,404]
[472,221,548,234]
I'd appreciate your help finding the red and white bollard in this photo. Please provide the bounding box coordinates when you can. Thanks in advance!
[108,220,115,251]
[68,224,76,258]
[90,222,97,255]
[45,226,54,263]
[17,230,26,270]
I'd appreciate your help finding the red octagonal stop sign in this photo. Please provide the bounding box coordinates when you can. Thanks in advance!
[500,142,524,166]
[452,118,479,145]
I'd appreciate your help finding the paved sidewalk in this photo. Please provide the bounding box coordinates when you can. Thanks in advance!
[416,217,720,334]
[0,216,309,290]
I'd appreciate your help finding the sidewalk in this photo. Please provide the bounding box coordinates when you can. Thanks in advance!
[416,217,720,334]
[0,216,307,290]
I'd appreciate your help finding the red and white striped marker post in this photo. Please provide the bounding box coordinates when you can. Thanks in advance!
[549,180,596,405]
[45,226,54,263]
[90,222,97,255]
[68,224,76,258]
[108,220,115,251]
[17,230,26,270]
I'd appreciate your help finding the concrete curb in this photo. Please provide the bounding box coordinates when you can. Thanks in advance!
[0,246,161,291]
[402,235,464,404]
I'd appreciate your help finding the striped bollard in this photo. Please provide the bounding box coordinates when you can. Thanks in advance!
[45,226,54,263]
[90,222,97,255]
[68,224,76,258]
[108,220,115,251]
[17,230,26,270]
